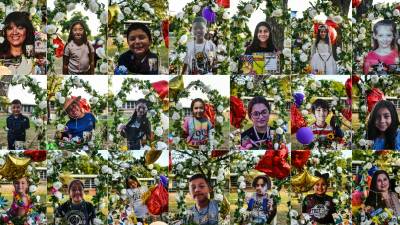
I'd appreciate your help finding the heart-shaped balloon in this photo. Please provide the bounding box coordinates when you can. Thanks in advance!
[255,144,290,180]
[291,150,311,169]
[151,80,168,100]
[291,104,307,133]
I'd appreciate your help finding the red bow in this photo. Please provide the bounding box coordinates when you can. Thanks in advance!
[216,0,230,8]
[230,96,246,129]
[162,20,169,48]
[291,150,311,169]
[367,88,385,112]
[151,80,168,100]
[204,103,216,126]
[291,104,307,133]
[255,144,290,180]
[23,150,47,162]
[52,36,65,58]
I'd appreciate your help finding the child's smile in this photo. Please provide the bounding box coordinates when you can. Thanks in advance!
[374,26,394,50]
[128,29,151,57]
[6,23,27,48]
[375,107,392,133]
[192,102,205,119]
[72,24,84,41]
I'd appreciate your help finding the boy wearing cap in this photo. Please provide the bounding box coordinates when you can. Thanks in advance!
[186,174,219,225]
[63,96,96,141]
[247,175,276,225]
[7,99,30,150]
[55,179,95,225]
[182,17,216,75]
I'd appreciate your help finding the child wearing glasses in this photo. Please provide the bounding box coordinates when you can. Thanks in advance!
[120,98,152,150]
[241,96,272,150]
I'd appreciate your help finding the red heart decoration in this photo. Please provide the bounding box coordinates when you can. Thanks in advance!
[291,150,311,169]
[291,104,307,133]
[230,96,246,128]
[255,144,290,180]
[367,88,385,112]
[151,80,168,100]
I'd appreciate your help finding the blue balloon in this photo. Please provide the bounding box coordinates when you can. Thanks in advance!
[368,165,379,176]
[160,175,168,188]
[296,127,314,145]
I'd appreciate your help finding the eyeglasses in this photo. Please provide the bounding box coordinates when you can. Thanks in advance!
[251,110,269,118]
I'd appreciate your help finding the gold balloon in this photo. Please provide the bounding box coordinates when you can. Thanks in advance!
[0,155,31,180]
[59,172,74,187]
[291,170,320,193]
[108,4,121,25]
[145,149,162,165]
[141,185,156,204]
[220,195,230,219]
[169,75,184,100]
[162,99,169,112]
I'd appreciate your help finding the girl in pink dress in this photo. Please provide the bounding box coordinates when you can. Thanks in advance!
[363,20,399,75]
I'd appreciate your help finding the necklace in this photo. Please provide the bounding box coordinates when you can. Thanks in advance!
[253,126,269,147]
[317,45,332,74]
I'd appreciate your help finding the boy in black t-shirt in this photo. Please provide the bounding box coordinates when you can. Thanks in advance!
[6,99,29,150]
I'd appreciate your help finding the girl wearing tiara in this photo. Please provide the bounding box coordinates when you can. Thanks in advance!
[310,24,337,75]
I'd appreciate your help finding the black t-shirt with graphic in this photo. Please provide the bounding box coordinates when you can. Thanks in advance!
[302,194,335,224]
[55,200,95,225]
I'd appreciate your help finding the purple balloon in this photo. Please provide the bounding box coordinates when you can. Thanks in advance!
[202,7,216,23]
[160,175,168,188]
[293,92,305,108]
[296,127,314,145]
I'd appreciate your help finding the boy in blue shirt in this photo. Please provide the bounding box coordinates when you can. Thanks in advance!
[63,96,96,142]
[186,174,219,225]
[7,99,30,149]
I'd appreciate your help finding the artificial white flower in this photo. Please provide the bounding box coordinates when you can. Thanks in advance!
[332,15,343,24]
[96,47,107,59]
[148,95,156,103]
[282,48,291,57]
[115,99,123,108]
[371,75,379,84]
[360,105,367,112]
[172,112,180,120]
[222,12,229,20]
[214,193,223,201]
[142,3,151,11]
[301,110,309,116]
[216,116,224,124]
[156,141,168,150]
[123,7,132,15]
[246,81,254,89]
[179,35,188,45]
[89,2,99,13]
[90,97,99,105]
[363,163,372,170]
[154,126,163,137]
[0,37,4,44]
[99,63,108,74]
[101,165,109,174]
[271,8,283,17]
[276,127,284,135]
[336,167,342,174]
[45,25,57,34]
[29,185,37,193]
[239,181,246,189]
[359,27,366,34]
[300,53,308,62]
[229,61,238,72]
[93,218,103,225]
[66,3,76,11]
[244,4,254,14]
[176,164,183,172]
[100,11,108,24]
[192,5,201,13]
[173,137,180,144]
[53,12,65,23]
[38,101,47,110]
[54,191,63,200]
[274,143,279,150]
[115,35,124,44]
[359,139,366,146]
[151,169,158,176]
[289,209,299,218]
[56,124,65,131]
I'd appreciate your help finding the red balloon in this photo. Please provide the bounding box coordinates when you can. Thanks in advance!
[24,150,47,162]
[162,19,169,48]
[352,75,361,84]
[367,88,385,112]
[52,36,64,58]
[230,96,246,128]
[352,0,362,8]
[216,0,230,8]
[146,183,168,215]
[291,150,311,169]
[204,103,216,126]
[255,144,290,180]
[341,108,352,122]
[291,104,307,133]
[151,80,168,100]
[345,77,352,98]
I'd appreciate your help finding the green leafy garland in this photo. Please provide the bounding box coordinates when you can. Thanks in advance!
[11,75,47,149]
[108,77,167,151]
[46,0,107,75]
[169,78,229,150]
[46,75,108,151]
[291,0,352,74]
[47,150,108,225]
